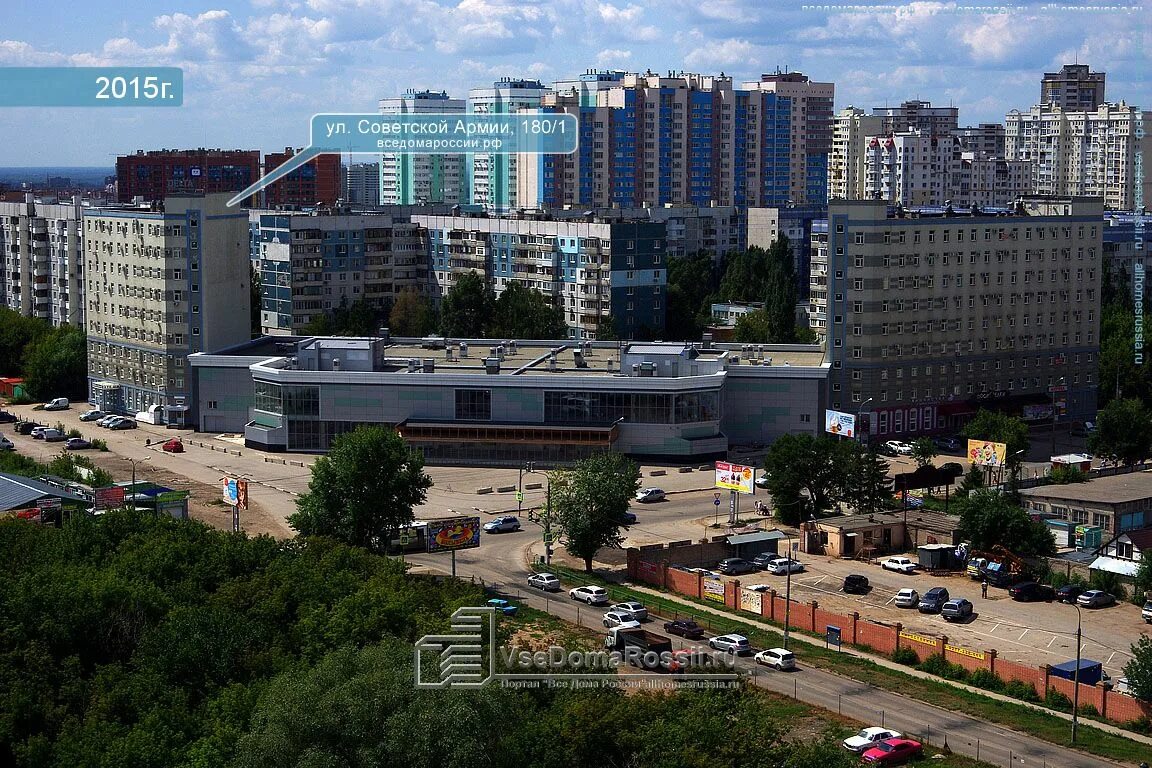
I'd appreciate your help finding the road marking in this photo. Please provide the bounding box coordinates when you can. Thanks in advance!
[1106,651,1117,665]
[1017,629,1029,641]
[1047,635,1058,648]
[989,623,1001,633]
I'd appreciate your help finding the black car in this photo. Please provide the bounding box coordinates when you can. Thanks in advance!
[14,421,39,435]
[843,574,870,594]
[940,462,964,477]
[751,552,779,570]
[1055,584,1085,603]
[663,619,705,640]
[0,410,16,423]
[919,587,950,613]
[717,557,756,575]
[1009,581,1055,602]
[933,436,961,453]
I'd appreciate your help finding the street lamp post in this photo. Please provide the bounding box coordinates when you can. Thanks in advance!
[126,456,150,505]
[783,532,794,650]
[1072,602,1083,742]
[523,466,556,565]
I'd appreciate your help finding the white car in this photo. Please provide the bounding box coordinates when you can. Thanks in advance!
[610,602,648,621]
[765,557,805,575]
[527,573,561,592]
[885,440,913,455]
[843,727,903,753]
[569,586,609,605]
[754,648,796,670]
[42,397,70,411]
[482,515,521,533]
[708,634,752,655]
[79,409,105,422]
[635,487,666,503]
[882,557,919,574]
[894,588,920,608]
[602,611,642,629]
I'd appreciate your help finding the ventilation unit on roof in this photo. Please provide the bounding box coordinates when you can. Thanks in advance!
[423,358,435,373]
[407,358,419,372]
[484,357,500,374]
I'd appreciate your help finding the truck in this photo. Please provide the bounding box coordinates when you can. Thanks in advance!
[605,626,674,671]
[1050,659,1109,687]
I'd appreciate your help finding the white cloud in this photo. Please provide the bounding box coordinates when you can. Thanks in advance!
[596,48,632,66]
[597,3,643,23]
[684,38,758,69]
[960,14,1024,63]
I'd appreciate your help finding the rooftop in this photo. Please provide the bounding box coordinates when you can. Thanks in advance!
[0,472,89,512]
[816,509,961,532]
[1020,471,1152,505]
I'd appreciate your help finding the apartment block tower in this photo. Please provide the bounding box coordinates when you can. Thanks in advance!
[467,79,549,210]
[344,162,381,206]
[829,107,885,200]
[1041,64,1106,110]
[1006,101,1152,211]
[871,100,959,135]
[412,212,666,340]
[378,90,466,205]
[83,194,250,421]
[744,70,835,205]
[115,149,260,203]
[250,209,426,335]
[0,195,85,326]
[519,71,792,210]
[810,197,1103,438]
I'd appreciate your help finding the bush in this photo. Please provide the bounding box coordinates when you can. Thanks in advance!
[1003,679,1041,702]
[66,428,81,439]
[1078,703,1100,717]
[891,647,919,666]
[1050,465,1088,484]
[967,668,1005,692]
[1090,570,1128,601]
[1124,716,1152,734]
[90,438,107,451]
[1045,689,1073,711]
[917,653,968,680]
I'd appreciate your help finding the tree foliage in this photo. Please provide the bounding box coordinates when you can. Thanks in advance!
[961,409,1030,468]
[439,271,495,338]
[909,437,938,469]
[303,296,387,337]
[388,289,439,337]
[1097,272,1152,408]
[761,434,843,524]
[1088,397,1152,465]
[487,281,567,340]
[0,307,48,377]
[838,444,892,516]
[955,488,1056,557]
[20,323,87,400]
[664,252,719,341]
[1124,635,1152,703]
[250,264,262,338]
[552,453,641,572]
[289,426,432,552]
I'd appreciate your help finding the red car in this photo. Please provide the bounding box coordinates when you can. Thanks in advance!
[861,738,923,764]
[161,438,184,453]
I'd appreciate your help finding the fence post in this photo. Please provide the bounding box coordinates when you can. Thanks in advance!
[988,648,997,676]
[894,623,903,651]
[850,611,859,645]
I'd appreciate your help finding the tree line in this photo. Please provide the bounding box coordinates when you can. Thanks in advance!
[0,308,87,401]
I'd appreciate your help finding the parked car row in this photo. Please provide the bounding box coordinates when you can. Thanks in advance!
[715,555,806,576]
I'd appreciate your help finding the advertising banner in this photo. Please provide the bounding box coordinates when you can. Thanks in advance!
[221,478,250,509]
[741,588,763,614]
[703,577,726,603]
[967,439,1007,467]
[94,485,125,511]
[426,517,482,553]
[824,409,856,438]
[714,461,755,494]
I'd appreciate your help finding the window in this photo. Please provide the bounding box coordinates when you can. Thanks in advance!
[454,389,492,421]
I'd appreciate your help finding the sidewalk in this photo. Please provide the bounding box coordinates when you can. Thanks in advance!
[623,580,1152,747]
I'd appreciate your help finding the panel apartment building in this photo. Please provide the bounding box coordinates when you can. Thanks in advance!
[810,197,1103,438]
[411,212,666,340]
[0,194,85,326]
[518,71,793,210]
[251,209,427,335]
[83,194,250,422]
[378,89,466,205]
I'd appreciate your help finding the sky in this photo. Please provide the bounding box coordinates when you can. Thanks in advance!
[0,0,1148,166]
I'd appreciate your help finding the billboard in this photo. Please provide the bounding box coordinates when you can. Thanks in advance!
[426,517,482,553]
[221,477,249,509]
[703,577,726,603]
[94,485,125,511]
[967,440,1007,467]
[824,409,856,439]
[715,461,755,494]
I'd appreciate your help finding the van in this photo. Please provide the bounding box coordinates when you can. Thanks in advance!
[40,428,64,442]
[42,398,70,411]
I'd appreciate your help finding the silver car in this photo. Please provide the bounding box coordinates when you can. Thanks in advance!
[610,602,648,621]
[708,634,751,655]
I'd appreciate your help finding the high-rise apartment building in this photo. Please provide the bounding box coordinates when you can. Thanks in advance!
[115,149,260,203]
[952,123,1006,158]
[810,197,1103,438]
[467,78,549,210]
[1041,64,1106,111]
[872,100,959,135]
[412,213,666,340]
[519,72,792,210]
[344,162,380,206]
[250,209,426,335]
[262,147,342,207]
[829,107,884,200]
[378,90,466,205]
[83,194,250,421]
[744,71,835,205]
[1006,102,1152,210]
[0,194,85,326]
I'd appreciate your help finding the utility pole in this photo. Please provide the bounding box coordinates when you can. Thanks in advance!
[1072,603,1083,743]
[1050,376,1066,458]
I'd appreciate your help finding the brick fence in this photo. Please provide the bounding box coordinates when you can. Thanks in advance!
[626,547,1152,726]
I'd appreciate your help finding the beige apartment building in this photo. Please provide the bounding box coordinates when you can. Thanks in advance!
[810,197,1103,438]
[830,107,884,201]
[0,194,85,327]
[83,193,250,422]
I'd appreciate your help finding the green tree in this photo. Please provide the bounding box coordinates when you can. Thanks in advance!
[552,452,640,572]
[1088,397,1152,465]
[733,309,771,343]
[595,315,619,341]
[487,281,567,339]
[762,434,842,524]
[289,426,432,552]
[21,323,87,400]
[1123,635,1152,702]
[955,465,985,498]
[439,271,495,338]
[665,251,719,341]
[0,307,49,376]
[961,409,1030,470]
[388,289,438,337]
[839,443,892,515]
[910,437,938,469]
[956,488,1056,557]
[303,297,385,337]
[762,235,798,343]
[1133,556,1152,605]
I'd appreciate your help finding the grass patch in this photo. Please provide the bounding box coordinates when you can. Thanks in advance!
[535,564,1150,764]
